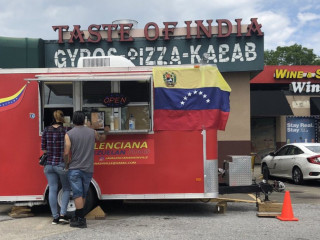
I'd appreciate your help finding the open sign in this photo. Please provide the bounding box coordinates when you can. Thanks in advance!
[103,93,129,107]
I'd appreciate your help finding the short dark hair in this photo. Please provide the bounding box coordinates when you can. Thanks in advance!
[72,111,85,125]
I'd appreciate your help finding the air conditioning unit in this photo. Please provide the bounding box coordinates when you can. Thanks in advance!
[77,56,135,68]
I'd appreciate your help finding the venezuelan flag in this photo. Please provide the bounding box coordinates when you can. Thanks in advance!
[0,84,27,113]
[153,66,231,131]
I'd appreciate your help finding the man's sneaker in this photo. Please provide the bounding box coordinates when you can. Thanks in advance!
[59,216,69,224]
[52,217,60,225]
[70,217,87,228]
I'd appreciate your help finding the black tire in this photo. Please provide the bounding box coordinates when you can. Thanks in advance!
[57,185,98,216]
[262,164,270,181]
[83,186,98,215]
[292,167,303,185]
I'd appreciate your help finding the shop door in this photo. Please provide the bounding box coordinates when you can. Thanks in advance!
[251,117,276,163]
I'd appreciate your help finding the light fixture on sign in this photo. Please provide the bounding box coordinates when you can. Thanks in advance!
[112,19,138,28]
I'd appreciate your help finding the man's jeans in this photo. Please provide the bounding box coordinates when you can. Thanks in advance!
[68,169,93,199]
[44,163,71,219]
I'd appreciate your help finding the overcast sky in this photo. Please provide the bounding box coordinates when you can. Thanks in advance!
[0,0,319,55]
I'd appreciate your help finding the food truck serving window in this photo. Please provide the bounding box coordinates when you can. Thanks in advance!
[82,80,151,132]
[42,82,74,127]
[44,82,73,105]
[36,72,153,133]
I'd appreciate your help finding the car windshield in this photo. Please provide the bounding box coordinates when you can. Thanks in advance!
[305,146,320,153]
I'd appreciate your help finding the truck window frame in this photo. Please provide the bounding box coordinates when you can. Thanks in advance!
[39,76,154,133]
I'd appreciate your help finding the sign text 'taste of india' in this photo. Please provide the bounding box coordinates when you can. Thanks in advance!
[44,18,264,72]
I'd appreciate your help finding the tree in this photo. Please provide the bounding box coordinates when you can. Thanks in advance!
[264,44,320,65]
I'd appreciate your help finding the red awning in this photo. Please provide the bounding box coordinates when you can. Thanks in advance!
[251,65,320,84]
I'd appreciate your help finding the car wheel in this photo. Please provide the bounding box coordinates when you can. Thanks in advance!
[262,164,270,181]
[292,167,303,185]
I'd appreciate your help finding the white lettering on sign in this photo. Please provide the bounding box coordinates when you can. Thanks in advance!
[128,48,138,62]
[245,42,257,61]
[286,122,314,133]
[52,42,258,67]
[157,47,167,65]
[190,45,202,64]
[291,82,320,93]
[231,43,244,62]
[93,48,106,57]
[287,123,300,133]
[145,47,155,66]
[219,44,230,63]
[170,46,181,65]
[80,48,91,57]
[287,128,300,133]
[300,123,313,127]
[54,49,67,67]
[206,45,217,63]
[67,49,79,67]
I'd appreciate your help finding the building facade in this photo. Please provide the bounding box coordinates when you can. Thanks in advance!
[251,65,320,161]
[0,19,265,166]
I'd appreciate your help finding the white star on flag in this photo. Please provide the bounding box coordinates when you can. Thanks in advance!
[179,89,213,106]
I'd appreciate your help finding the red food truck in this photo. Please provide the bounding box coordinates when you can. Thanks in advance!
[0,56,239,213]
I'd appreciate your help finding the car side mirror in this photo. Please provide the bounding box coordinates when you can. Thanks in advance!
[269,152,275,156]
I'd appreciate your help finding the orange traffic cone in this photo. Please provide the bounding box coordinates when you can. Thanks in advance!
[277,191,298,221]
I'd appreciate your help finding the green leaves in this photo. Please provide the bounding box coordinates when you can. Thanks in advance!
[264,44,320,65]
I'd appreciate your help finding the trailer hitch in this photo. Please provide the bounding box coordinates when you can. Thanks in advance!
[259,180,285,201]
[218,180,285,202]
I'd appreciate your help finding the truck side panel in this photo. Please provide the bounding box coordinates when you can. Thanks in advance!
[0,73,45,198]
[93,130,217,195]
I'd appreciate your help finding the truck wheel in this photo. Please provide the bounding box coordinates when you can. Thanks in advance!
[57,185,98,216]
[58,186,98,215]
[57,188,76,213]
[292,167,303,185]
[83,186,98,215]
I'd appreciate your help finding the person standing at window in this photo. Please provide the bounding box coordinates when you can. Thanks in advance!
[41,110,71,225]
[64,111,107,228]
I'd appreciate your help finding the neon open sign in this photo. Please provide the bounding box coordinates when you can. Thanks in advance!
[103,93,129,107]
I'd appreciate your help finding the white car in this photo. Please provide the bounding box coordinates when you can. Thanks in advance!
[261,143,320,184]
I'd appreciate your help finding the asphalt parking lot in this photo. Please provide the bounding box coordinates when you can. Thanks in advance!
[0,165,319,240]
